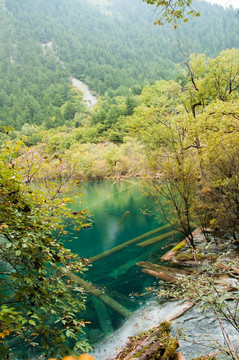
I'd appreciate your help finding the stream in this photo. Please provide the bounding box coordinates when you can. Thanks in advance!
[72,77,98,108]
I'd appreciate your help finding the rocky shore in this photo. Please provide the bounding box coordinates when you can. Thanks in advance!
[93,229,239,360]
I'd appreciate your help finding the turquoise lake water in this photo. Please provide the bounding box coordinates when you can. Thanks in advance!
[64,180,183,345]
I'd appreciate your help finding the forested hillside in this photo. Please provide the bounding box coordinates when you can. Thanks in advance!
[0,0,239,358]
[0,0,238,130]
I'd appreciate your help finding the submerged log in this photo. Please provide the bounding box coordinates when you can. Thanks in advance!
[90,224,171,263]
[109,242,163,278]
[137,230,178,248]
[60,268,131,318]
[118,210,130,225]
[91,297,113,335]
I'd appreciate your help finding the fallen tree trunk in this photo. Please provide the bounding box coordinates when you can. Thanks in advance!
[137,261,239,291]
[90,224,171,263]
[161,228,202,262]
[108,301,194,360]
[137,230,178,248]
[113,321,179,360]
[160,240,187,262]
[137,261,188,275]
[164,301,195,322]
[91,297,114,335]
[109,242,163,278]
[142,268,178,282]
[60,268,131,318]
[123,326,165,360]
[118,210,130,225]
[137,261,189,282]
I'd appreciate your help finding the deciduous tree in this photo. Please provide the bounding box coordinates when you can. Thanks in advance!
[0,131,90,359]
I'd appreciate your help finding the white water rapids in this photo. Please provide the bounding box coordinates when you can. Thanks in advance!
[91,299,239,360]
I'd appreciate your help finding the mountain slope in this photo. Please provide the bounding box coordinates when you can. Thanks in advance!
[0,0,238,129]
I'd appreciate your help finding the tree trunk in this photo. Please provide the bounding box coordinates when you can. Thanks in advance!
[114,322,179,360]
[90,224,171,263]
[91,297,113,334]
[137,230,178,247]
[60,268,131,318]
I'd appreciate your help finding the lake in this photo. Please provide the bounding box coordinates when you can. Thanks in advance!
[65,179,183,346]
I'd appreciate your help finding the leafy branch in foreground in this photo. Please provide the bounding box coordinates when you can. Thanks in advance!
[0,135,90,359]
[142,0,200,28]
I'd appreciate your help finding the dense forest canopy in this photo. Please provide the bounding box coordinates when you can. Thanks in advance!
[0,0,238,130]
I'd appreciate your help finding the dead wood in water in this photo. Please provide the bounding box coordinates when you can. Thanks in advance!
[89,224,171,263]
[60,268,131,318]
[118,210,131,225]
[137,260,239,293]
[91,297,113,334]
[109,242,164,278]
[142,268,178,282]
[136,261,189,283]
[137,230,178,247]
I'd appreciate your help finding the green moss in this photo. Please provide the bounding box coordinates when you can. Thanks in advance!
[176,251,213,262]
[161,338,179,359]
[159,321,170,333]
[171,241,186,252]
[123,321,178,359]
[134,344,151,357]
[176,252,194,261]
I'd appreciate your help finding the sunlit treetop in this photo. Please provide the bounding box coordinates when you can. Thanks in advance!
[142,0,200,28]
